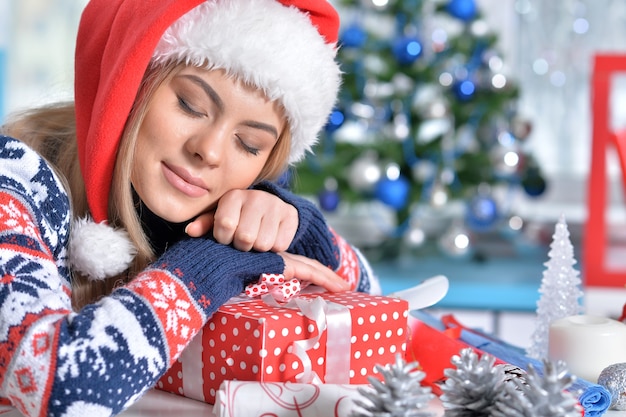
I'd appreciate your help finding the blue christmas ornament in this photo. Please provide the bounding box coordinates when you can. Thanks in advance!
[453,79,476,101]
[522,168,547,197]
[446,0,477,22]
[324,108,345,133]
[392,35,423,65]
[341,23,367,48]
[318,189,340,212]
[465,193,498,232]
[374,176,410,210]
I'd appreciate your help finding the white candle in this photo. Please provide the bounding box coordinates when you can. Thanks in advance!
[549,315,626,383]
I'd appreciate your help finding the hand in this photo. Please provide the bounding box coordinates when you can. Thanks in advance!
[185,189,299,252]
[279,252,350,293]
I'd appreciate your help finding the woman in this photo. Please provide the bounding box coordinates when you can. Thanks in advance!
[0,0,379,416]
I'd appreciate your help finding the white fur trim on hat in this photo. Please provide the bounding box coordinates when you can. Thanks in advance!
[69,217,137,280]
[152,0,341,164]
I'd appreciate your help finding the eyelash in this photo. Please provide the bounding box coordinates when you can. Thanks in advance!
[237,135,260,156]
[178,96,204,117]
[178,95,260,156]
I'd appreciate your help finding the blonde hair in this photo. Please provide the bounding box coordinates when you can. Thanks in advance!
[1,61,292,309]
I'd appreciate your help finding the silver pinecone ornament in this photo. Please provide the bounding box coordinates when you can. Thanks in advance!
[497,364,528,387]
[440,348,505,416]
[352,353,435,417]
[492,360,583,417]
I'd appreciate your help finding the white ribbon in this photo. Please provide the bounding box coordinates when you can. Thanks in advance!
[262,294,352,384]
[181,328,205,402]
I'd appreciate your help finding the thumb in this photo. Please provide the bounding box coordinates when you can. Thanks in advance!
[185,211,216,237]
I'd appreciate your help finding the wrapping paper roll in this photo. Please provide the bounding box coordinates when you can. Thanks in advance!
[213,381,367,417]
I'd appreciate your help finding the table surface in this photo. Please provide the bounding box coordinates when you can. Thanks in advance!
[2,389,624,416]
[0,389,443,417]
[374,254,547,311]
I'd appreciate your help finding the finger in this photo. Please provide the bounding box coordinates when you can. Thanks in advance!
[242,194,298,253]
[280,253,350,292]
[229,190,292,252]
[252,220,279,252]
[185,211,216,237]
[232,204,266,252]
[291,261,349,292]
[212,196,242,246]
[268,206,298,252]
[250,201,298,252]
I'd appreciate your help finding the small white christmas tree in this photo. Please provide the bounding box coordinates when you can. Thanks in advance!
[526,214,584,360]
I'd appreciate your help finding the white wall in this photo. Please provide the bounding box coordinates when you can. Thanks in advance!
[2,0,87,114]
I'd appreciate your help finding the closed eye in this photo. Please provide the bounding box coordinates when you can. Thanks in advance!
[237,135,260,156]
[178,96,205,117]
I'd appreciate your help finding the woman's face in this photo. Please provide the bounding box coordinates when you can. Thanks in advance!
[131,67,286,223]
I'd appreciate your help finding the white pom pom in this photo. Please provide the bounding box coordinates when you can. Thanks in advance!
[68,217,137,280]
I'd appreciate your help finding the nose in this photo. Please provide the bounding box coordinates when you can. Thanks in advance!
[186,126,228,166]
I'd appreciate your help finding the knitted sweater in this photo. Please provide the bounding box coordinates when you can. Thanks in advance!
[0,136,377,417]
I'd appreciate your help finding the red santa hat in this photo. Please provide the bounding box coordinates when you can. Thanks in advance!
[70,0,341,280]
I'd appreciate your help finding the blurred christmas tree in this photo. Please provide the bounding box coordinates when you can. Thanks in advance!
[289,0,547,257]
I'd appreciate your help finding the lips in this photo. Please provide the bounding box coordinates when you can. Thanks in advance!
[161,162,209,198]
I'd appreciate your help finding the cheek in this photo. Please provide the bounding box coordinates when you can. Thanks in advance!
[139,101,179,145]
[131,134,150,179]
[131,128,158,192]
[136,117,160,149]
[243,156,272,182]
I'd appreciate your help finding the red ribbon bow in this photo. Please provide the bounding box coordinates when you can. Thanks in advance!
[244,273,302,303]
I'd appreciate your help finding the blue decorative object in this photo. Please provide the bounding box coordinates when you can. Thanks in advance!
[465,193,498,231]
[392,36,423,65]
[318,189,340,212]
[446,0,477,22]
[375,176,410,210]
[453,79,476,101]
[522,168,547,197]
[324,108,345,133]
[341,23,367,48]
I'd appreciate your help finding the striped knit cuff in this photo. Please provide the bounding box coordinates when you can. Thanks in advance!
[152,236,285,316]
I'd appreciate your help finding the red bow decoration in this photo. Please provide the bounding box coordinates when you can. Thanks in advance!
[244,273,302,303]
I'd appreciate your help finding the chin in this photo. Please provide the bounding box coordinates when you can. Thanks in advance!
[142,192,210,224]
[161,212,197,224]
[148,203,198,225]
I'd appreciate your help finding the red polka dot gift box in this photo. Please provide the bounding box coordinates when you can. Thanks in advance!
[156,291,409,404]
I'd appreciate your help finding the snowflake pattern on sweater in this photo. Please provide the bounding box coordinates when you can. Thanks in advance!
[0,136,190,417]
[0,136,376,417]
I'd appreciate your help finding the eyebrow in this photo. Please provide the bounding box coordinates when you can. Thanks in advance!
[242,120,279,140]
[179,73,279,140]
[180,74,225,113]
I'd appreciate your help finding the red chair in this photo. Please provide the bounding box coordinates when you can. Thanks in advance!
[585,54,626,288]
